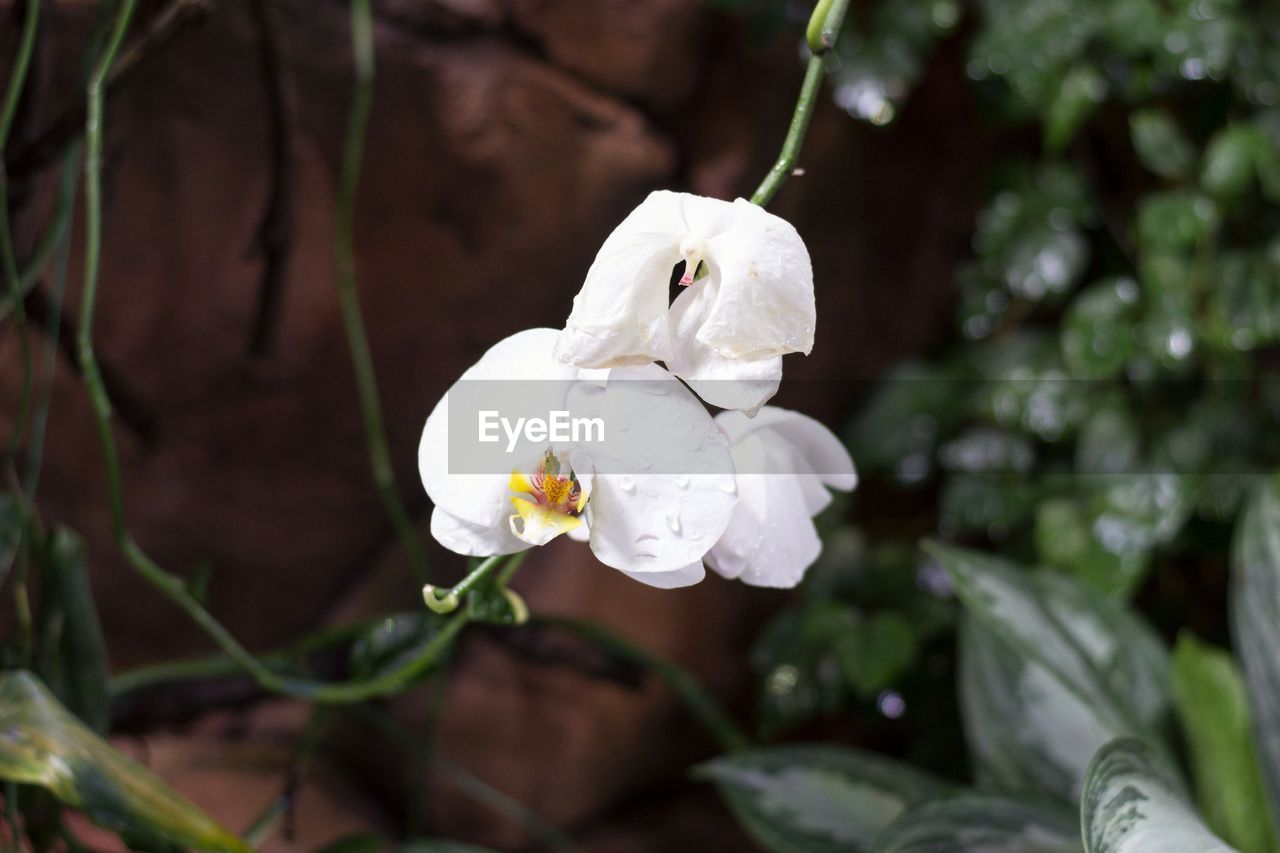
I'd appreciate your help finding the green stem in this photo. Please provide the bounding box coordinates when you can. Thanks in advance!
[539,616,749,753]
[750,0,852,208]
[0,158,77,324]
[77,0,461,707]
[0,0,41,457]
[108,617,378,696]
[335,0,430,585]
[23,149,79,500]
[423,552,512,613]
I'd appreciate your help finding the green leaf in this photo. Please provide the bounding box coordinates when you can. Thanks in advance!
[0,671,249,851]
[1136,190,1219,254]
[928,544,1173,802]
[1044,64,1107,153]
[1201,124,1265,198]
[1130,110,1196,180]
[36,527,111,734]
[1171,634,1280,853]
[1074,400,1140,475]
[1032,496,1151,598]
[0,493,23,583]
[875,794,1082,852]
[696,745,950,853]
[1081,738,1237,853]
[1138,253,1198,371]
[1231,476,1280,831]
[1202,247,1280,352]
[1060,278,1140,380]
[349,611,450,680]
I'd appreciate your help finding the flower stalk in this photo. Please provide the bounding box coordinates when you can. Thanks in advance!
[335,0,431,585]
[750,0,853,207]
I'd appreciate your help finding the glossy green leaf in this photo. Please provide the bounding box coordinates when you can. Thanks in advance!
[1136,190,1219,254]
[1171,634,1279,853]
[0,671,249,851]
[349,611,450,680]
[930,544,1173,802]
[36,527,110,734]
[1130,110,1195,180]
[1032,498,1149,598]
[1045,64,1107,152]
[1081,738,1237,853]
[1230,476,1280,831]
[697,745,950,853]
[1138,253,1198,371]
[1202,124,1265,197]
[1203,247,1280,352]
[875,793,1082,852]
[1061,278,1140,380]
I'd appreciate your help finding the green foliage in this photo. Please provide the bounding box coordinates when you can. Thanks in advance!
[35,527,110,734]
[750,530,952,735]
[0,671,249,851]
[1171,634,1279,852]
[1231,477,1280,832]
[875,794,1081,852]
[696,745,951,852]
[1081,738,1235,853]
[933,544,1173,801]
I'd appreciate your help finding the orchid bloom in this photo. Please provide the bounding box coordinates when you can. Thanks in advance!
[554,191,816,414]
[705,407,857,588]
[419,328,739,589]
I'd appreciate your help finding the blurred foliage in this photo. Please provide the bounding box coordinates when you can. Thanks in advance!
[0,671,248,851]
[753,0,1280,736]
[725,0,1280,846]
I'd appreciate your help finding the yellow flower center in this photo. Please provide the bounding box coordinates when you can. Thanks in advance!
[508,452,588,546]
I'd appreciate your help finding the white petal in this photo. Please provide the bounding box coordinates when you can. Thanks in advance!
[615,560,706,589]
[706,434,822,588]
[419,328,576,531]
[430,508,531,557]
[666,282,782,414]
[697,199,815,361]
[583,364,737,573]
[717,407,857,492]
[554,191,687,368]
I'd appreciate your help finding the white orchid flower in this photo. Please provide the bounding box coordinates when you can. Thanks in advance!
[419,328,739,589]
[705,407,857,588]
[554,190,815,414]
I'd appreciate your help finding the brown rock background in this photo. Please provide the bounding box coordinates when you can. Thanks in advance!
[0,0,992,848]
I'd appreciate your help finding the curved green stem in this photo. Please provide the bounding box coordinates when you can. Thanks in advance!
[424,552,519,613]
[0,0,41,456]
[108,617,376,696]
[750,0,853,208]
[538,616,749,753]
[77,0,459,707]
[335,0,430,585]
[23,149,80,500]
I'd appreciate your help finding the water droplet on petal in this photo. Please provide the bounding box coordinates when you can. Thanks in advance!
[665,512,682,535]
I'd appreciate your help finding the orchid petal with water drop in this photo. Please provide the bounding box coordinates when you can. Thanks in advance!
[419,329,738,586]
[706,407,857,588]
